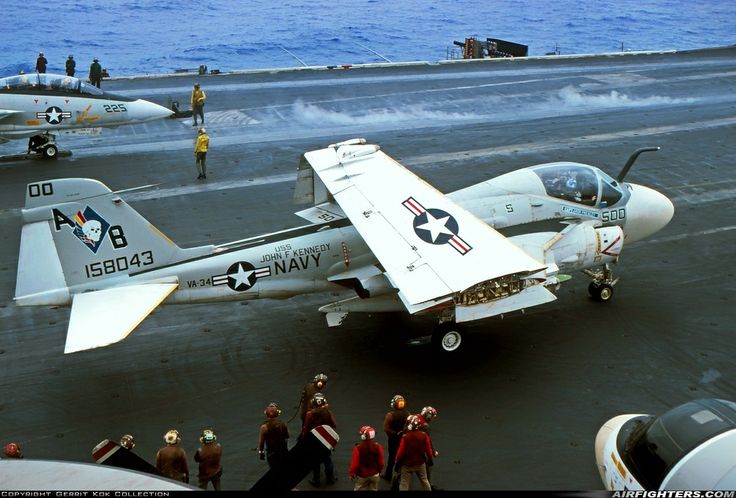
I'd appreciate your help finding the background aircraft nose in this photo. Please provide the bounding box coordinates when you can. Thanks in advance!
[126,99,173,122]
[594,414,644,488]
[622,184,675,243]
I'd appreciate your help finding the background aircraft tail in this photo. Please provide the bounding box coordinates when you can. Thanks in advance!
[15,178,212,306]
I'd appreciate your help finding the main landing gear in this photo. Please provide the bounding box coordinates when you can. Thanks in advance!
[432,321,464,353]
[584,263,619,303]
[28,132,59,160]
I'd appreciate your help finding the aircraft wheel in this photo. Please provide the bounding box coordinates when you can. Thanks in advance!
[589,282,614,302]
[598,284,614,302]
[43,144,58,159]
[432,323,463,353]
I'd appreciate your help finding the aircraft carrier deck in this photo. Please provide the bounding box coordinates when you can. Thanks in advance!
[1,46,735,490]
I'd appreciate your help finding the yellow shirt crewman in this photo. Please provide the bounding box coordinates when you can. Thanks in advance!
[195,127,209,180]
[191,83,206,126]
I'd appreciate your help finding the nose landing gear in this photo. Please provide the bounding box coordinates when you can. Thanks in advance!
[584,263,619,302]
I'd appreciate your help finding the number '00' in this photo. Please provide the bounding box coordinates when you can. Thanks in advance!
[28,183,53,197]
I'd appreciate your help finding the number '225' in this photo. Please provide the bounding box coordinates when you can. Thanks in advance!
[103,104,127,113]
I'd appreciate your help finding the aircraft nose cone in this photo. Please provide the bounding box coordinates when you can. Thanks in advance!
[594,414,641,489]
[127,99,174,122]
[623,184,674,243]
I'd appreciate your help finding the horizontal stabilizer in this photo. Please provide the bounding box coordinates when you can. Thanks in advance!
[455,284,557,323]
[65,282,178,354]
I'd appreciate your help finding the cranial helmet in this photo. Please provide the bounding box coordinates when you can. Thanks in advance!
[390,394,406,410]
[359,425,376,441]
[406,414,425,431]
[164,429,181,445]
[313,373,328,389]
[120,434,135,449]
[312,392,327,407]
[200,429,216,443]
[264,402,281,418]
[3,442,22,458]
[420,406,438,421]
[199,127,206,134]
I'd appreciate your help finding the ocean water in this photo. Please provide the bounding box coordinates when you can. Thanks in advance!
[2,0,735,77]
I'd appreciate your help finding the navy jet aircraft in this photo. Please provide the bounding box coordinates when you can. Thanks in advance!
[595,399,736,490]
[13,139,674,354]
[0,72,172,158]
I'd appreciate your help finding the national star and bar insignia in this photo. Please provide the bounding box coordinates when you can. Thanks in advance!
[36,106,71,124]
[402,197,472,255]
[213,261,271,291]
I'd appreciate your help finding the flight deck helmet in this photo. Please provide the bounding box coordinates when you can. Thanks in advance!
[120,434,135,449]
[200,429,216,443]
[164,429,181,445]
[312,393,327,407]
[390,394,406,410]
[3,442,22,458]
[421,406,438,421]
[313,373,328,389]
[406,414,425,431]
[264,402,281,418]
[359,425,376,440]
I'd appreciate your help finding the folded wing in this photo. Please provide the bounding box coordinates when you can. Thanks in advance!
[302,139,547,307]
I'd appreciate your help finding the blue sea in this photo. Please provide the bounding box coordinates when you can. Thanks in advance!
[2,0,735,77]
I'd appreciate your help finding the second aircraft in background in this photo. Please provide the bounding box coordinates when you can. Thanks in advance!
[0,72,172,158]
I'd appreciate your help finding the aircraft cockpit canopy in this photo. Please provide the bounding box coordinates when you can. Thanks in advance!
[532,162,624,208]
[619,398,736,489]
[0,73,104,96]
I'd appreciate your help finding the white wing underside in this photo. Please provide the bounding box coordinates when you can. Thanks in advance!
[303,141,546,306]
[65,283,178,354]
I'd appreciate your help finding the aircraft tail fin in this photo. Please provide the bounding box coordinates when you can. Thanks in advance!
[15,178,212,306]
